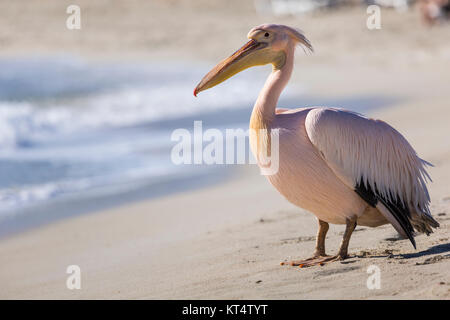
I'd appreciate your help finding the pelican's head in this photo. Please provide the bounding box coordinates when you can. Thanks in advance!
[194,24,312,96]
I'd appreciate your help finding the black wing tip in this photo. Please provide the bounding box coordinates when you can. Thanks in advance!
[405,231,417,249]
[354,178,417,249]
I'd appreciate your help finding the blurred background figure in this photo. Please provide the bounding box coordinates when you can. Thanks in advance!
[419,0,450,25]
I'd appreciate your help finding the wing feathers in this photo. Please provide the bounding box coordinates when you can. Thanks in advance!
[305,108,436,247]
[376,202,416,248]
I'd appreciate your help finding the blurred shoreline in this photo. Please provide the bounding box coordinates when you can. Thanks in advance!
[0,164,235,238]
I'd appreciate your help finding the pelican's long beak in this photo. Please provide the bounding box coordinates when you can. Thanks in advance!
[194,39,267,96]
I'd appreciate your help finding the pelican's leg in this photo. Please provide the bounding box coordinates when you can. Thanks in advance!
[335,217,357,259]
[295,217,357,268]
[314,219,329,257]
[281,219,329,266]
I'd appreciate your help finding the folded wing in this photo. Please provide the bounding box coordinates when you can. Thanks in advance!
[305,108,436,248]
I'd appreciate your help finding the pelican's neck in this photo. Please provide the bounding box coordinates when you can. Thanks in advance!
[251,46,295,128]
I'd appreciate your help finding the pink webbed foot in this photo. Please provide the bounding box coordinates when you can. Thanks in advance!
[281,254,348,268]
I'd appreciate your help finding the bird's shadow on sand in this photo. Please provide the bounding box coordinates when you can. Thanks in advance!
[399,242,450,259]
[353,243,450,260]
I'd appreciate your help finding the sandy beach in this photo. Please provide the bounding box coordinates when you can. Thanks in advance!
[0,0,449,299]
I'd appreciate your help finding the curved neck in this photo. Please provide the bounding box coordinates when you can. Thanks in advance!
[251,45,295,126]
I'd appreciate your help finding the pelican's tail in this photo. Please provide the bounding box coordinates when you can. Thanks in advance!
[410,209,440,235]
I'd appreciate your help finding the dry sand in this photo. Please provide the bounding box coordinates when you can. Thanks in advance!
[0,0,449,299]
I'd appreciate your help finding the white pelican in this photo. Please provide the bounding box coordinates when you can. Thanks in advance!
[194,24,439,267]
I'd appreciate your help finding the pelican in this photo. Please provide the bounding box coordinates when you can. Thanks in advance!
[193,24,439,267]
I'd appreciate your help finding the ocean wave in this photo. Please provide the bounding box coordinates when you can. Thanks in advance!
[0,175,147,219]
[0,56,297,150]
[0,56,303,216]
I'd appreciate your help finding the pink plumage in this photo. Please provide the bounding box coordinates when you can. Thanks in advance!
[194,24,439,266]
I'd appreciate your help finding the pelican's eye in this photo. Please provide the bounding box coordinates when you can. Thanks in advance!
[264,32,270,38]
